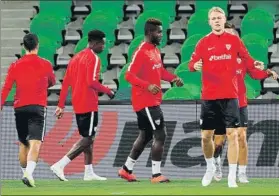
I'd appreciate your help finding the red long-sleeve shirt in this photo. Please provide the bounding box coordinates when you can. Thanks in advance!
[1,54,56,108]
[236,58,269,107]
[189,32,256,100]
[126,41,176,112]
[58,48,112,114]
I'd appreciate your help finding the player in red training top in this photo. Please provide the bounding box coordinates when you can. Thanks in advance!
[118,18,184,183]
[1,33,56,187]
[213,22,278,183]
[51,30,115,182]
[188,7,267,188]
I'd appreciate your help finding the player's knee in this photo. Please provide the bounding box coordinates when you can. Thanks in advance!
[238,129,247,147]
[28,140,42,152]
[202,131,213,143]
[81,137,93,147]
[226,129,238,141]
[83,144,93,153]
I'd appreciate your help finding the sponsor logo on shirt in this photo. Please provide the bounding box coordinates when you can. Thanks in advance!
[209,54,232,61]
[153,63,162,70]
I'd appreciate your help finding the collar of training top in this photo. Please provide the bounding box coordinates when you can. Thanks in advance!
[211,31,227,38]
[144,41,157,48]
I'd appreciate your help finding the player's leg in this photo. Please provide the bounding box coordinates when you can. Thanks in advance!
[140,106,169,183]
[223,99,240,188]
[200,100,217,187]
[213,127,226,181]
[15,108,29,176]
[151,126,169,183]
[82,112,106,181]
[51,112,96,181]
[19,142,29,174]
[122,130,152,171]
[23,106,46,187]
[119,109,153,182]
[237,106,249,183]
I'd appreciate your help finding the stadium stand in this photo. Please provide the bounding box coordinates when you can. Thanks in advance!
[1,0,279,101]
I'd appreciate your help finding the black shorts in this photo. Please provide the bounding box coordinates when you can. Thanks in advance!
[200,98,240,130]
[239,106,248,127]
[214,106,248,135]
[14,105,47,144]
[214,124,226,135]
[136,106,165,131]
[76,111,98,137]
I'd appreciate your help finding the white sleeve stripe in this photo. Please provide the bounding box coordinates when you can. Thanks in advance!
[127,42,146,71]
[91,50,99,81]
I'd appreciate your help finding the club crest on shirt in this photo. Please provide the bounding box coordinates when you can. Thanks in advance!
[237,58,242,64]
[226,44,231,50]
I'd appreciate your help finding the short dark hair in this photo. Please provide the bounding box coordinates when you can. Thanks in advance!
[88,30,105,43]
[23,33,38,52]
[224,22,235,29]
[144,18,162,35]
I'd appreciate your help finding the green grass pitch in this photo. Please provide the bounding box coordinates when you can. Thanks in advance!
[2,178,279,195]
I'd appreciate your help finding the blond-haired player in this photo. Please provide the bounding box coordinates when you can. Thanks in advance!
[189,7,265,187]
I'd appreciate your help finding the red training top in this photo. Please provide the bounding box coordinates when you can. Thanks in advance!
[236,58,269,107]
[189,32,256,100]
[58,48,112,114]
[1,54,56,108]
[126,41,176,112]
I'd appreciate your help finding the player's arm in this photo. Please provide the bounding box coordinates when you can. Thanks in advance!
[237,37,263,68]
[246,64,269,80]
[57,67,70,110]
[125,50,150,89]
[86,57,114,97]
[161,67,184,87]
[1,63,15,109]
[46,61,56,87]
[188,39,203,72]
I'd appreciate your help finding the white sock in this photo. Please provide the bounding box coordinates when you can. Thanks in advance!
[152,160,161,175]
[214,156,221,165]
[26,161,36,176]
[57,156,71,169]
[238,165,247,174]
[229,164,237,179]
[85,164,94,175]
[21,167,26,174]
[124,157,136,171]
[205,157,214,169]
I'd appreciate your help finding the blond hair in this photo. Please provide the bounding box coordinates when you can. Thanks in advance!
[208,7,225,18]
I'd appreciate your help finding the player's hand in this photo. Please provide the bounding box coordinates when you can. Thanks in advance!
[267,69,279,80]
[194,59,203,71]
[172,77,184,87]
[148,84,161,95]
[254,61,264,70]
[108,89,116,99]
[55,107,64,119]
